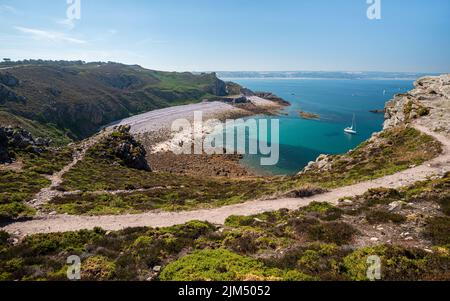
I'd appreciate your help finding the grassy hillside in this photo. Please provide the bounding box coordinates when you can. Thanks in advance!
[0,61,228,141]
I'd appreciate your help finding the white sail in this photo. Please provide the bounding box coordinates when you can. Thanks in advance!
[344,114,357,134]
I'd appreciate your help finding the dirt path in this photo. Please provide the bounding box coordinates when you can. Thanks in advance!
[3,124,450,237]
[26,130,112,209]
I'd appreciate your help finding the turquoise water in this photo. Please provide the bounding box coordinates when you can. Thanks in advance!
[221,78,415,175]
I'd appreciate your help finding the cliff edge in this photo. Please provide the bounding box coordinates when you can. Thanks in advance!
[384,74,450,135]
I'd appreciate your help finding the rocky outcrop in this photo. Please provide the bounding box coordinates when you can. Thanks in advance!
[226,82,254,96]
[384,74,450,134]
[254,92,291,106]
[0,127,51,164]
[110,126,151,171]
[300,154,335,174]
[217,95,249,104]
[208,75,228,97]
[299,74,450,175]
[298,110,320,120]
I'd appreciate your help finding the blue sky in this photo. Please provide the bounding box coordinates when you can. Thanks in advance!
[0,0,449,72]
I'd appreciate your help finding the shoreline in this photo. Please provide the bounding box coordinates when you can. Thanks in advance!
[112,96,288,178]
[4,122,449,236]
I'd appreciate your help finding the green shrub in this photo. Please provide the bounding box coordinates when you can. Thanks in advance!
[307,222,358,245]
[0,230,10,252]
[302,202,343,221]
[344,245,450,281]
[423,217,450,245]
[0,203,35,222]
[22,228,106,256]
[223,230,263,254]
[417,107,430,117]
[437,195,450,216]
[159,249,314,281]
[362,188,403,207]
[81,256,116,281]
[365,210,406,224]
[224,215,256,228]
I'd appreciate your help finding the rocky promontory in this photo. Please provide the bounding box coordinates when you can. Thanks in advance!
[95,125,151,171]
[253,92,291,106]
[384,74,450,134]
[300,74,450,175]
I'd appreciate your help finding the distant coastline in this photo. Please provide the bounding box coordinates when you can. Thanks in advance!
[221,77,426,81]
[216,71,439,81]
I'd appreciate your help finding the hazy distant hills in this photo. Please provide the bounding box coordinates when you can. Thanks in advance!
[0,61,228,142]
[216,71,440,80]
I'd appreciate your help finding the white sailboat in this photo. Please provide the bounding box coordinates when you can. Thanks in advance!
[344,114,357,135]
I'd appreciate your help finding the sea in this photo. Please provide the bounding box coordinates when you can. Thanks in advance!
[219,77,417,175]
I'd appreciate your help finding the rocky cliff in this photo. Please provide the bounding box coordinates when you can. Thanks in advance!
[300,74,450,174]
[384,74,450,134]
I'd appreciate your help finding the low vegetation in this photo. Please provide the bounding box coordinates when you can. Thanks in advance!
[340,173,450,238]
[46,124,443,216]
[344,245,449,281]
[0,111,71,146]
[403,99,431,121]
[0,146,73,222]
[48,130,320,215]
[159,249,314,281]
[1,179,449,281]
[296,126,442,188]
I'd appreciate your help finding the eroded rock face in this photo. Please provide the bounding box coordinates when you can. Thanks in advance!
[207,74,227,96]
[112,126,151,171]
[384,74,450,134]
